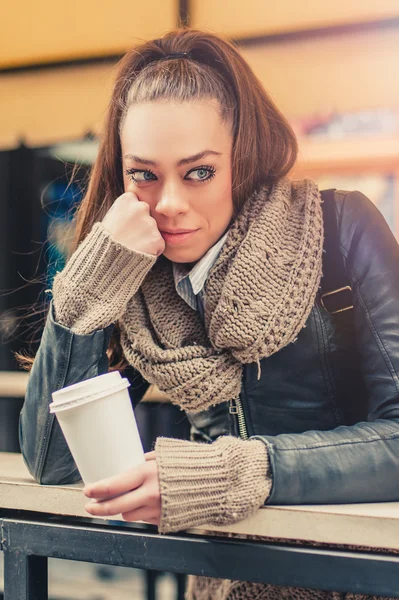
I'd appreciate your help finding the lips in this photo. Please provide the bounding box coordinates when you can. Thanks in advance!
[160,229,197,234]
[160,229,199,245]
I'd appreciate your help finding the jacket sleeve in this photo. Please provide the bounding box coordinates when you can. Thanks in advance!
[19,222,155,485]
[253,190,399,505]
[19,301,149,485]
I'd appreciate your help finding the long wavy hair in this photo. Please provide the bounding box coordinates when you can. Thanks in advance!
[16,27,297,372]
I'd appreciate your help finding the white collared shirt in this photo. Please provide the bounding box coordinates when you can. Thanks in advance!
[172,231,229,316]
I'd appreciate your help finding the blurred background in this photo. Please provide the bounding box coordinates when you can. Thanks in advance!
[0,1,398,597]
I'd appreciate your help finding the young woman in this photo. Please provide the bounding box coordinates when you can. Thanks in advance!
[19,28,399,599]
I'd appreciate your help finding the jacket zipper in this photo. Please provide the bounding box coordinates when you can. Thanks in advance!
[229,397,249,440]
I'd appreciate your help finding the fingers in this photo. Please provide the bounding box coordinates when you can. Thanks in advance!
[121,190,139,202]
[83,465,146,500]
[102,192,164,256]
[122,507,160,525]
[83,462,161,525]
[145,451,157,461]
[85,488,149,517]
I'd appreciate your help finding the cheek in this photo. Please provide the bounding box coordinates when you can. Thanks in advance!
[203,174,232,211]
[201,184,232,218]
[214,186,234,222]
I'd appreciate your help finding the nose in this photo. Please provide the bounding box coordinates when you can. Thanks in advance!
[154,182,189,218]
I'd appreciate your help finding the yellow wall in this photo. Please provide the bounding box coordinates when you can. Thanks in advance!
[192,0,399,38]
[241,27,399,117]
[0,64,116,148]
[0,0,177,68]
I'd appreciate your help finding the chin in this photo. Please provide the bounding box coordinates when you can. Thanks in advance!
[163,246,207,264]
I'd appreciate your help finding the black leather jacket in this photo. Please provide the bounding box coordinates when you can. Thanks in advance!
[19,190,399,505]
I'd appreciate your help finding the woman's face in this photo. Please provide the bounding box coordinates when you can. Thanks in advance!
[120,99,233,263]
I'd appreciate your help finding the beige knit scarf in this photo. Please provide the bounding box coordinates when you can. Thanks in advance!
[119,178,324,413]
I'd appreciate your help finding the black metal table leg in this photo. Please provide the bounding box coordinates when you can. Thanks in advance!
[3,552,48,600]
[176,573,186,600]
[145,569,157,600]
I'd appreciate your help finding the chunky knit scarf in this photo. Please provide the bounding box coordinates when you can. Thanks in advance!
[119,178,324,413]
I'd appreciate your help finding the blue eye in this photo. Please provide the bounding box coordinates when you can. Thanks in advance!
[125,169,157,183]
[186,166,216,183]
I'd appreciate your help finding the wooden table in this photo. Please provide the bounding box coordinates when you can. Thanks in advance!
[2,452,399,599]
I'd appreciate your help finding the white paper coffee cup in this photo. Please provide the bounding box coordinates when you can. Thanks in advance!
[49,372,145,484]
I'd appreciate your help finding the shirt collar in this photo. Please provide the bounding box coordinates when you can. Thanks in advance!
[173,230,229,296]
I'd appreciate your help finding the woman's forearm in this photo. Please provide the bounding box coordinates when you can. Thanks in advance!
[52,222,156,334]
[19,301,113,484]
[155,435,272,534]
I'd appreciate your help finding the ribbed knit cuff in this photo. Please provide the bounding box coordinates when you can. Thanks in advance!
[52,222,157,334]
[155,435,272,534]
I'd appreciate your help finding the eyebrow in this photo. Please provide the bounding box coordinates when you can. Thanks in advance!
[124,150,222,167]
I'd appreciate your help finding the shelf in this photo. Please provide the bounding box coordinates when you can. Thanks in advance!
[295,136,399,174]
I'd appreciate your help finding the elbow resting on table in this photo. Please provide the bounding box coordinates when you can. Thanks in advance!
[39,469,83,486]
[19,422,82,486]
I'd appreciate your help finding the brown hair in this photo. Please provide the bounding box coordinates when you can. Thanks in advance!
[16,27,297,372]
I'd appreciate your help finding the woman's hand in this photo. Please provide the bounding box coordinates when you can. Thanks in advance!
[102,192,165,257]
[83,451,161,526]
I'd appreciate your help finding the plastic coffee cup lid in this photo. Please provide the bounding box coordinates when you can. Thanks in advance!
[51,371,122,405]
[49,377,130,413]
